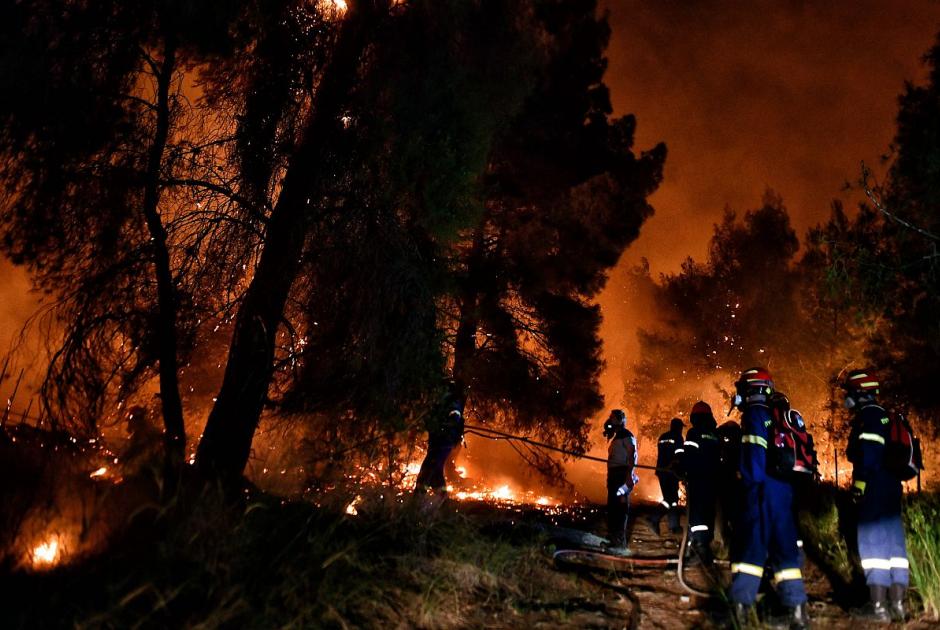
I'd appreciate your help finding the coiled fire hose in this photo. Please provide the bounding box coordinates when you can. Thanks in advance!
[463,424,719,597]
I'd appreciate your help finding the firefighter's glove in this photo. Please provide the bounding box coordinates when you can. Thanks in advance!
[851,480,866,503]
[615,484,631,497]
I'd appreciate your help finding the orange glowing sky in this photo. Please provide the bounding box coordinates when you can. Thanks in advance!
[594,0,940,428]
[603,0,940,275]
[3,2,940,441]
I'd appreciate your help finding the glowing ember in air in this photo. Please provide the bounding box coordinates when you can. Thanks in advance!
[89,467,107,478]
[31,537,60,567]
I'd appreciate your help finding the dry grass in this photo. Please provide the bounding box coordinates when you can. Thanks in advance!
[904,493,940,620]
[0,481,596,629]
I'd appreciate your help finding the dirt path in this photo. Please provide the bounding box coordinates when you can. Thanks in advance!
[526,501,934,629]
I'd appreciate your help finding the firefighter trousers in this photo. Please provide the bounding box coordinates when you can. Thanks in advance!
[730,477,807,607]
[687,477,717,545]
[607,467,632,547]
[653,473,681,531]
[857,475,909,587]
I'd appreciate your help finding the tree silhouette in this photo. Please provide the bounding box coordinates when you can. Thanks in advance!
[448,0,666,453]
[806,32,940,421]
[0,0,250,469]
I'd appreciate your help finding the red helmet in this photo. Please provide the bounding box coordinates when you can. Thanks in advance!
[691,401,712,416]
[736,367,774,392]
[842,369,880,395]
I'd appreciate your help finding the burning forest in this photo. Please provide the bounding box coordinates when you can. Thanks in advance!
[1,0,940,628]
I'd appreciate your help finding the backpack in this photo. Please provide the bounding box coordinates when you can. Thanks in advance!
[769,408,819,480]
[885,412,924,481]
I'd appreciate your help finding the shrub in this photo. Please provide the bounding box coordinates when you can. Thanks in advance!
[904,493,940,620]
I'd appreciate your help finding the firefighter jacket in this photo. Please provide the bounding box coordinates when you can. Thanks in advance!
[846,402,891,492]
[655,428,683,474]
[740,403,772,485]
[608,428,639,487]
[427,391,465,448]
[681,414,720,478]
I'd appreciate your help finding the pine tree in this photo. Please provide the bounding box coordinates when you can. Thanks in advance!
[449,0,666,453]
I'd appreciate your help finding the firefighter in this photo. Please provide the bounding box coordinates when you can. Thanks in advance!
[844,369,909,623]
[769,392,811,561]
[604,409,638,556]
[716,419,743,546]
[680,401,720,564]
[415,379,466,495]
[729,368,809,629]
[648,417,684,535]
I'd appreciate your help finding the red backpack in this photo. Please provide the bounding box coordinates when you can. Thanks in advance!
[770,408,819,479]
[885,412,924,481]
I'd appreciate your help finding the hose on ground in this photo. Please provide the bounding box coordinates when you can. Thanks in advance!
[676,503,711,597]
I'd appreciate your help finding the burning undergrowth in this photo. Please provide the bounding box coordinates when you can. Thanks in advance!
[243,416,582,515]
[0,423,149,572]
[0,433,608,629]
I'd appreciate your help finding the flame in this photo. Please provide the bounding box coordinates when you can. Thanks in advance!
[317,0,347,19]
[30,536,61,568]
[89,466,107,478]
[345,495,362,515]
[493,484,513,500]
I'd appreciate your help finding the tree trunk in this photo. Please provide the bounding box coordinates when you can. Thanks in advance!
[195,2,381,481]
[141,35,186,471]
[453,227,486,385]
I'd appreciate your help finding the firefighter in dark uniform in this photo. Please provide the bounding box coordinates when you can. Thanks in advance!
[729,368,809,629]
[604,409,638,556]
[649,417,684,535]
[415,379,466,494]
[844,369,909,623]
[716,419,743,545]
[679,401,721,564]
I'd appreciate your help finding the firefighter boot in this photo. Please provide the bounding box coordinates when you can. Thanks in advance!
[850,585,890,623]
[767,602,810,630]
[729,602,758,628]
[888,583,907,622]
[787,603,811,630]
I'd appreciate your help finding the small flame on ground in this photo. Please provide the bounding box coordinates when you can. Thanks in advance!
[345,495,362,516]
[31,536,61,568]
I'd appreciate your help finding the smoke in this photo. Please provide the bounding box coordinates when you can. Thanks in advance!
[0,259,44,420]
[603,0,940,275]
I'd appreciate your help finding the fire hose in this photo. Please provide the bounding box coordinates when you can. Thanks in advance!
[463,423,717,597]
[463,423,668,472]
